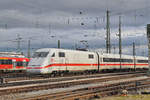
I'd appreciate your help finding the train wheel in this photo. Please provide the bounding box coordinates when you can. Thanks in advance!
[60,73,64,77]
[51,74,55,77]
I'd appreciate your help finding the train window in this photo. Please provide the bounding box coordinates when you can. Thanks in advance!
[16,62,23,66]
[59,52,65,57]
[103,58,117,62]
[103,58,133,62]
[26,62,29,66]
[51,53,55,57]
[7,60,12,64]
[3,60,6,64]
[0,60,2,64]
[33,52,49,58]
[23,61,27,67]
[137,60,148,63]
[121,59,133,62]
[103,58,111,62]
[115,58,120,62]
[0,60,4,64]
[0,59,12,65]
[89,54,94,59]
[32,52,38,58]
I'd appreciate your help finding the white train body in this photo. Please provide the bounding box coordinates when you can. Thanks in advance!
[27,48,148,74]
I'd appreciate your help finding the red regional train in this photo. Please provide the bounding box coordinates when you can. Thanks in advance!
[0,52,29,72]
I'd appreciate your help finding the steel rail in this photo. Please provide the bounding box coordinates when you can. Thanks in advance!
[0,73,145,96]
[17,77,150,100]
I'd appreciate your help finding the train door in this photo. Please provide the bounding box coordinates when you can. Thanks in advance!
[65,58,68,72]
[58,52,66,71]
[12,59,16,69]
[88,53,96,70]
[96,52,100,72]
[23,60,27,68]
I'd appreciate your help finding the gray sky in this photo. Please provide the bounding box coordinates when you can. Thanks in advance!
[0,0,150,56]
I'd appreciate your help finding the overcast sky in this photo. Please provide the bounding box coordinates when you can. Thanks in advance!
[0,0,150,56]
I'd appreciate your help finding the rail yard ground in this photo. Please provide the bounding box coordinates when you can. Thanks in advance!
[96,95,150,100]
[0,71,149,100]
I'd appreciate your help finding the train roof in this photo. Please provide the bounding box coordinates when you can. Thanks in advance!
[35,48,148,59]
[101,53,148,59]
[35,48,94,53]
[0,52,25,58]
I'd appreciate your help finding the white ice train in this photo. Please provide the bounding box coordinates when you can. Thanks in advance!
[26,48,149,74]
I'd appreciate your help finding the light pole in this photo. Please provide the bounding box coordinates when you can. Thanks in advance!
[133,42,136,71]
[27,40,31,58]
[106,10,111,53]
[118,16,122,71]
[147,24,150,75]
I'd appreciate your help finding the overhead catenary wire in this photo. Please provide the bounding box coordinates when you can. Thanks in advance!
[0,0,150,56]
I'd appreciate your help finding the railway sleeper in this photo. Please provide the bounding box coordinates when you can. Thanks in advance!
[14,80,150,100]
[73,83,147,99]
[0,74,148,97]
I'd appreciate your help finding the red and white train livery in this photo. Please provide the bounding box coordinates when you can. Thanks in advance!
[0,52,29,72]
[27,48,148,74]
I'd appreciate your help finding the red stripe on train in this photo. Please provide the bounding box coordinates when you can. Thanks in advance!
[27,63,149,69]
[0,65,25,69]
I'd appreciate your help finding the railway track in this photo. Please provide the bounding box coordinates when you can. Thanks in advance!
[1,71,145,87]
[16,77,150,100]
[3,71,146,82]
[3,71,145,82]
[0,71,147,100]
[0,71,26,78]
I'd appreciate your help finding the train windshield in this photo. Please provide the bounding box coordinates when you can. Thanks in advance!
[32,52,49,58]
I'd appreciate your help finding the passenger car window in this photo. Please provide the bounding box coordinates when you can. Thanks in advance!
[59,52,65,57]
[16,62,23,66]
[89,54,94,59]
[103,58,133,62]
[32,52,49,58]
[137,60,148,63]
[0,59,12,65]
[51,53,55,57]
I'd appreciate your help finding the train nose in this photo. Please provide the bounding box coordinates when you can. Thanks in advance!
[26,69,41,74]
[26,66,43,74]
[26,58,45,74]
